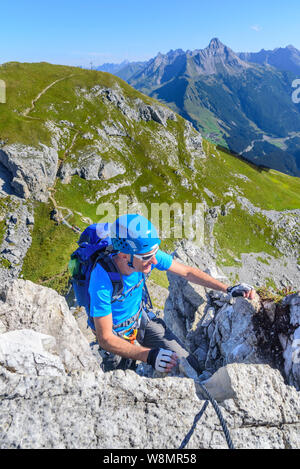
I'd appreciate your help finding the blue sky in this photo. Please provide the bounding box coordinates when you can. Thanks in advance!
[1,0,300,66]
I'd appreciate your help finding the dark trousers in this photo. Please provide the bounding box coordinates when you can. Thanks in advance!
[102,312,200,373]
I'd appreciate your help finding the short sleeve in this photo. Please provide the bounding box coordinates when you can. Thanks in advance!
[88,263,113,318]
[152,250,173,271]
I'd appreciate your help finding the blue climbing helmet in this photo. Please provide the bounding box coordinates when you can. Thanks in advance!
[110,214,161,266]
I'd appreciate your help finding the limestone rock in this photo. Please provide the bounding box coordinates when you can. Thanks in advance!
[280,293,300,389]
[79,84,177,126]
[0,144,58,202]
[164,241,228,351]
[99,160,126,180]
[0,363,299,449]
[136,99,177,126]
[204,296,262,372]
[58,147,126,183]
[184,121,206,161]
[0,279,100,373]
[203,290,300,391]
[0,199,34,282]
[0,329,66,376]
[76,147,103,180]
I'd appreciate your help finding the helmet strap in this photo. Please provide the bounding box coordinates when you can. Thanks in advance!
[127,253,134,269]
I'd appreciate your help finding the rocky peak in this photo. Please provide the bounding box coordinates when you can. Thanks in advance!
[208,37,225,50]
[139,38,251,83]
[166,48,185,58]
[190,38,251,75]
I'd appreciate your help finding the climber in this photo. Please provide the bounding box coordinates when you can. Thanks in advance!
[88,214,256,374]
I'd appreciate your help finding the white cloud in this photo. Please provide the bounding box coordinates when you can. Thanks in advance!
[251,25,262,32]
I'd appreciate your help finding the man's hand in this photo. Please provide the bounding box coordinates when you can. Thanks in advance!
[227,283,256,300]
[147,348,178,373]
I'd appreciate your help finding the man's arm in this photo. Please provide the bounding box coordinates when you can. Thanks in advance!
[94,315,178,372]
[168,259,229,292]
[94,314,151,362]
[168,259,256,299]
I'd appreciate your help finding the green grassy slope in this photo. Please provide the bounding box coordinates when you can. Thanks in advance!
[0,62,299,294]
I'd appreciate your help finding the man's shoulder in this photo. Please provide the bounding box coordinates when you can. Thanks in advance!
[89,261,114,292]
[152,249,173,271]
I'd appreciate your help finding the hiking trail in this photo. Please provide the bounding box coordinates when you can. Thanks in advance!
[23,75,74,117]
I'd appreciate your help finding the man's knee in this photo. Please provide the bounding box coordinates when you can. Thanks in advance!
[141,317,202,375]
[142,318,187,356]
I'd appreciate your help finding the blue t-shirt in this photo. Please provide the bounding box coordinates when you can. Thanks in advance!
[88,249,173,331]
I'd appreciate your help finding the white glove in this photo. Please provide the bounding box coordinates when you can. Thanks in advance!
[147,348,176,372]
[227,283,254,297]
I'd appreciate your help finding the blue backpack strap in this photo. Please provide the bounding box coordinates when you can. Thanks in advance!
[95,250,124,301]
[142,272,153,310]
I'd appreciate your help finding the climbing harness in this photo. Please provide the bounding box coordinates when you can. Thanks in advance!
[122,327,138,345]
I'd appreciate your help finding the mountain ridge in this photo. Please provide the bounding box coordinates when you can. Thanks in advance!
[96,39,300,177]
[238,43,300,75]
[97,39,300,77]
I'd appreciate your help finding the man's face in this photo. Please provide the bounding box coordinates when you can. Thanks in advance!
[116,247,159,275]
[132,247,158,274]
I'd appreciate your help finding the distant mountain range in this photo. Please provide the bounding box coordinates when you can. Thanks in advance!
[99,41,300,76]
[238,45,300,75]
[97,39,300,177]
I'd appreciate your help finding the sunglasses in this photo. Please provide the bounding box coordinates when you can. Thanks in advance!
[134,246,159,261]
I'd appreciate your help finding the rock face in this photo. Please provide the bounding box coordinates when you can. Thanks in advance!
[0,144,58,202]
[0,329,66,376]
[0,279,99,373]
[184,121,206,164]
[0,362,299,449]
[164,240,229,351]
[0,247,299,448]
[165,241,300,391]
[0,272,299,448]
[0,199,34,284]
[58,148,126,183]
[280,294,300,389]
[202,290,300,392]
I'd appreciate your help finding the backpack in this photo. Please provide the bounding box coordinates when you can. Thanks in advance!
[68,222,153,329]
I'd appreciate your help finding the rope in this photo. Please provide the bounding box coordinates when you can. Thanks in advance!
[198,381,235,449]
[179,380,235,450]
[179,401,209,449]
